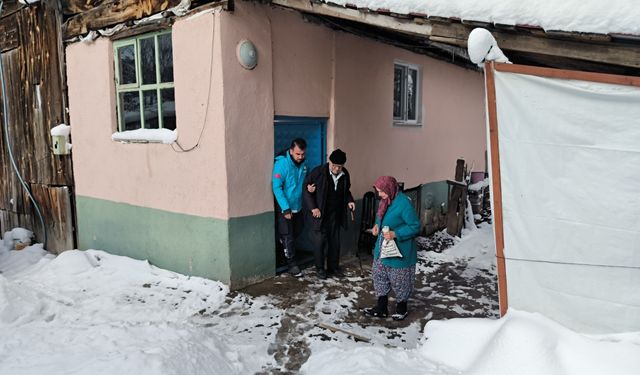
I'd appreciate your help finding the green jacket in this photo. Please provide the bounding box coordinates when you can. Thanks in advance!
[374,192,420,268]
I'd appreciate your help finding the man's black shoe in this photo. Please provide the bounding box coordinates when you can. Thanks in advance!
[328,268,345,278]
[317,269,327,280]
[288,265,302,277]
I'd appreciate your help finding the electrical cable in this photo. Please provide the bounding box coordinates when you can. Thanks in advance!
[170,9,218,153]
[0,0,48,247]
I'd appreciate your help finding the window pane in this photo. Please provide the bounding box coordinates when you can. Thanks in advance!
[393,66,403,119]
[407,68,418,121]
[120,92,141,131]
[158,33,174,83]
[142,90,159,129]
[117,45,136,85]
[140,37,157,85]
[161,88,176,130]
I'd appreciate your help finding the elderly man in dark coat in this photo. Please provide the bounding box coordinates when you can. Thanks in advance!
[303,149,355,279]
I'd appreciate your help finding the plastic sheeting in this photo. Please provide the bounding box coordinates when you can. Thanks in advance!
[492,69,640,333]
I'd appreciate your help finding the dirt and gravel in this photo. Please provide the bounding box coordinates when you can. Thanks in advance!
[237,229,499,374]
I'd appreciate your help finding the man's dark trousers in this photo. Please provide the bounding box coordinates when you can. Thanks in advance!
[276,211,303,265]
[310,209,341,272]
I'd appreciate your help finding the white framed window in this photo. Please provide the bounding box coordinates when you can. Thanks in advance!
[393,61,421,126]
[113,31,175,132]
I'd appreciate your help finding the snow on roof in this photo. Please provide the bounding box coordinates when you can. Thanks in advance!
[321,0,640,36]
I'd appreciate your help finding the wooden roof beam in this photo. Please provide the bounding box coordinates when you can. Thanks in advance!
[271,0,433,38]
[430,22,640,69]
[62,0,185,39]
[273,1,640,71]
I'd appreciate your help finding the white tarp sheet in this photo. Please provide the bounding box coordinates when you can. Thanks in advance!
[493,69,640,333]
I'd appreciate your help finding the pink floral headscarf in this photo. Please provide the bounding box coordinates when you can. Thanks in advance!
[374,176,399,220]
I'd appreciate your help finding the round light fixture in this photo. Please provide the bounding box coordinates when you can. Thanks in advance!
[236,39,258,70]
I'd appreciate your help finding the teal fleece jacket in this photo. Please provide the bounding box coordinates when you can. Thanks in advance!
[374,192,421,268]
[272,153,308,213]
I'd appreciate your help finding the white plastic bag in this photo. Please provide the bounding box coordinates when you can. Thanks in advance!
[380,226,402,258]
[380,239,403,258]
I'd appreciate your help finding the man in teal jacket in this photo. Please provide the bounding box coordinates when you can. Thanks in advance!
[272,138,308,276]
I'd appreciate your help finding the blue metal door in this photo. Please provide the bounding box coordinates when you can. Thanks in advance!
[273,116,326,271]
[274,116,326,169]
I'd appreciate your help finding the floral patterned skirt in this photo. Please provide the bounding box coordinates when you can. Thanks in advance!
[372,258,416,301]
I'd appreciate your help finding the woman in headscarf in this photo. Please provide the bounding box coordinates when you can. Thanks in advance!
[363,176,420,321]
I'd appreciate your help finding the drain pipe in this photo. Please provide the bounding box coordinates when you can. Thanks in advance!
[0,0,47,248]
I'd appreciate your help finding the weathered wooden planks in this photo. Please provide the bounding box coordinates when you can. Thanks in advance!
[446,159,467,237]
[62,0,184,38]
[0,2,75,252]
[0,13,19,53]
[61,0,112,16]
[31,184,74,253]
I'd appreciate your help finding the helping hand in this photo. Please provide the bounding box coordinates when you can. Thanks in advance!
[371,224,379,236]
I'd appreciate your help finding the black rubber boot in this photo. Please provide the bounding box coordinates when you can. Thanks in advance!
[363,295,389,317]
[392,301,408,321]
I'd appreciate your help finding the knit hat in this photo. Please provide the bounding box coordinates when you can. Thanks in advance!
[329,149,346,164]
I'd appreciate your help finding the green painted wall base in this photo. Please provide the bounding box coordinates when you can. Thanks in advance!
[76,196,275,288]
[229,212,275,289]
[76,183,447,288]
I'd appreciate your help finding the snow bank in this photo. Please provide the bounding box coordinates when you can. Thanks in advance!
[0,246,278,375]
[303,310,640,375]
[469,177,490,192]
[422,310,640,375]
[301,345,438,374]
[2,227,35,252]
[423,222,495,279]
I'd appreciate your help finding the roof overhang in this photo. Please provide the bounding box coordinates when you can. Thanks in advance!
[271,0,640,75]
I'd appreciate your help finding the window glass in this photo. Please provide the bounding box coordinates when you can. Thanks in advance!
[393,66,404,119]
[114,31,175,133]
[158,33,174,83]
[117,45,136,85]
[393,62,421,125]
[161,88,176,130]
[407,68,418,121]
[142,90,159,128]
[140,37,157,85]
[120,92,141,130]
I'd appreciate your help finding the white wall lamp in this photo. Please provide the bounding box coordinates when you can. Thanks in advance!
[236,39,258,70]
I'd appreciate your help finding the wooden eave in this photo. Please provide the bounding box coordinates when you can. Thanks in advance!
[61,0,232,40]
[271,0,640,75]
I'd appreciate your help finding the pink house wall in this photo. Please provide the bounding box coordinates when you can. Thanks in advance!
[68,3,486,220]
[219,2,276,218]
[67,11,230,219]
[265,8,486,200]
[271,8,334,117]
[332,33,487,197]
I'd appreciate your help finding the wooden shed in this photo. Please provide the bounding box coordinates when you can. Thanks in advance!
[0,0,74,253]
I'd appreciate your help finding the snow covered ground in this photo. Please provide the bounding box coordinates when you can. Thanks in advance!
[0,236,280,374]
[1,225,639,374]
